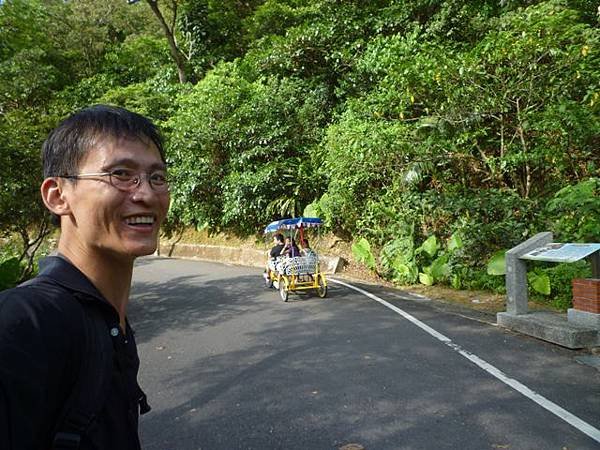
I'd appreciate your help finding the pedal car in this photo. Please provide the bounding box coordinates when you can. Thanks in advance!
[263,217,327,301]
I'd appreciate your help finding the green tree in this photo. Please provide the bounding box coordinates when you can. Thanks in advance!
[167,62,330,233]
[0,108,53,279]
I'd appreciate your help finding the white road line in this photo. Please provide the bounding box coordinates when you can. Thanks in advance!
[330,278,600,444]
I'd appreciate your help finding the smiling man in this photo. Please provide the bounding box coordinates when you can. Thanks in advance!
[0,105,170,449]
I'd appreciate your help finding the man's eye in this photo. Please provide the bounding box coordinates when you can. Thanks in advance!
[150,173,167,184]
[111,169,134,180]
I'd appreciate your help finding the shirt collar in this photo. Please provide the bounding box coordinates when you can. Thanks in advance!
[38,254,109,305]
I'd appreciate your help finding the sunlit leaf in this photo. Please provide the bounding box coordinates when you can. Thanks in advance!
[487,250,507,276]
[418,235,439,257]
[352,237,376,271]
[419,273,434,286]
[447,233,463,252]
[530,273,551,295]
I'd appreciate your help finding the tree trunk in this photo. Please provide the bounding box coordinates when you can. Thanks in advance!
[145,0,188,84]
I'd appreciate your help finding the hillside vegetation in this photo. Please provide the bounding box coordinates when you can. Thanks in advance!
[1,0,599,307]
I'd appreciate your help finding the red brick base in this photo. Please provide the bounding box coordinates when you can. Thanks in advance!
[572,278,600,313]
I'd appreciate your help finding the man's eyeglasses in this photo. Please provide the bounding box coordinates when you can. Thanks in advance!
[58,169,170,193]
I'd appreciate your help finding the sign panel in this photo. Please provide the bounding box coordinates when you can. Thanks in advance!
[520,243,600,263]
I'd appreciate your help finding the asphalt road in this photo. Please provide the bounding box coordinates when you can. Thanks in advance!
[129,257,600,450]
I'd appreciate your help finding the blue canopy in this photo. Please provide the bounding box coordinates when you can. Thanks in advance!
[264,217,323,234]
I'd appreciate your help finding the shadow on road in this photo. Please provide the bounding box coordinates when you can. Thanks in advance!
[129,259,600,450]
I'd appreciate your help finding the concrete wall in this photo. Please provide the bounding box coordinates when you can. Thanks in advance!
[159,242,343,274]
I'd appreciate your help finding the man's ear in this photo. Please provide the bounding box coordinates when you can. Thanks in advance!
[41,177,71,217]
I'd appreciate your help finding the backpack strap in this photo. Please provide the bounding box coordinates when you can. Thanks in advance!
[21,274,113,450]
[51,298,114,450]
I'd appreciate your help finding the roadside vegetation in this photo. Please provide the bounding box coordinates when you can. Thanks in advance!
[1,0,598,309]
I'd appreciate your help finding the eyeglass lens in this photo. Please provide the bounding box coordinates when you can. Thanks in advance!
[111,171,169,192]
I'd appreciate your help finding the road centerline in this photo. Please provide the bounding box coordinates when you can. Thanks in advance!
[330,278,600,444]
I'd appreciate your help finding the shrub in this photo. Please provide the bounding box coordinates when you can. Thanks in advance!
[0,256,21,291]
[529,260,592,311]
[545,178,600,243]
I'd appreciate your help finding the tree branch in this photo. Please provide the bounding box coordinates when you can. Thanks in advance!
[144,0,188,83]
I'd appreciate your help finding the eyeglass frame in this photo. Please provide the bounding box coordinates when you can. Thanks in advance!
[56,169,170,193]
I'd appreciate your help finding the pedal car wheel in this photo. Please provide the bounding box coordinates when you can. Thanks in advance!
[317,275,327,298]
[279,280,289,302]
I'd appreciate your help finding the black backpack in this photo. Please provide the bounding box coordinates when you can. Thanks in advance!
[21,275,150,450]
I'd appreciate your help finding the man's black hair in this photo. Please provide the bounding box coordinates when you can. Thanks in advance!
[42,104,165,179]
[41,105,165,225]
[274,233,284,244]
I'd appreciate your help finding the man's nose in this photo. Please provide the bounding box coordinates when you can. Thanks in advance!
[131,175,156,200]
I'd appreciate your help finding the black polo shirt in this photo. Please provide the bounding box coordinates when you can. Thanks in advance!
[269,244,285,258]
[0,256,145,450]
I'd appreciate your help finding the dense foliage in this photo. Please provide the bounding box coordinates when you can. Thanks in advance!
[1,0,598,307]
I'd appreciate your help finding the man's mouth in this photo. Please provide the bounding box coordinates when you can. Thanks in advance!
[125,215,155,227]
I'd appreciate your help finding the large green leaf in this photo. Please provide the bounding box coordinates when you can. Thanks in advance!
[392,261,418,284]
[302,203,318,217]
[430,255,450,281]
[419,272,434,286]
[447,233,463,252]
[418,235,439,257]
[487,250,507,276]
[530,272,551,295]
[351,237,376,271]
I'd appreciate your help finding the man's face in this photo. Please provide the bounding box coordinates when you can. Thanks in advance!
[61,137,170,261]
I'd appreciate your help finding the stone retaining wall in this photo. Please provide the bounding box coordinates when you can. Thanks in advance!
[159,242,343,274]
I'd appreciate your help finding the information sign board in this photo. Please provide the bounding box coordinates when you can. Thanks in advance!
[520,243,600,263]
